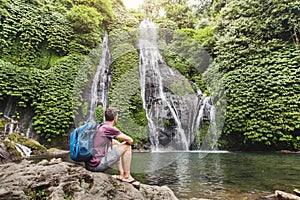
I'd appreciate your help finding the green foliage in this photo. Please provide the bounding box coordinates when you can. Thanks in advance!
[163,1,195,29]
[108,0,144,34]
[73,0,114,22]
[0,0,113,144]
[66,5,103,33]
[26,187,48,200]
[176,28,196,37]
[129,92,147,127]
[0,60,44,105]
[194,121,210,147]
[81,102,89,119]
[32,54,86,140]
[110,45,139,90]
[194,26,214,47]
[2,0,299,152]
[109,47,148,144]
[160,30,209,93]
[66,5,104,53]
[213,0,300,150]
[0,54,86,142]
[0,0,73,68]
[170,81,194,96]
[216,0,300,45]
[140,0,195,28]
[95,105,104,123]
[0,0,110,68]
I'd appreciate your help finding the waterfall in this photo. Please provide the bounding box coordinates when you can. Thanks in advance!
[14,142,31,157]
[2,115,18,135]
[25,120,38,140]
[88,31,112,121]
[138,19,218,151]
[3,96,16,117]
[139,19,188,150]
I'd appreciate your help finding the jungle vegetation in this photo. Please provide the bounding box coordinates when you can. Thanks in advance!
[0,0,299,150]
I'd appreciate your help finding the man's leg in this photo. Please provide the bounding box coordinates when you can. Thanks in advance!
[112,139,124,179]
[113,139,138,183]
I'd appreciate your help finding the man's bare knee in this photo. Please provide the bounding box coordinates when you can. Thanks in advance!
[112,139,121,146]
[120,142,131,151]
[115,142,131,155]
[124,143,132,151]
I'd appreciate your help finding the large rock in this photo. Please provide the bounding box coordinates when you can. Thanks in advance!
[0,138,21,164]
[0,159,178,200]
[263,190,300,200]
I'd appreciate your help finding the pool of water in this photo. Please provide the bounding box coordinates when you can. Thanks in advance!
[127,151,300,200]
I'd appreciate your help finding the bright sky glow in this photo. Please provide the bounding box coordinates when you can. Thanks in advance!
[123,0,144,9]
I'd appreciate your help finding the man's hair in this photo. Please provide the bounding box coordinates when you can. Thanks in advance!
[105,107,118,121]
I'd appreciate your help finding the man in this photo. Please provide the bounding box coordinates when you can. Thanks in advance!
[85,107,140,188]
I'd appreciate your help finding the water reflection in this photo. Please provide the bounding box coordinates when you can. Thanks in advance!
[131,152,185,173]
[131,152,300,200]
[29,151,300,199]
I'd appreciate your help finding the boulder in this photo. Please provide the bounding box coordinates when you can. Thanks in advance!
[0,159,178,200]
[263,190,300,200]
[0,138,21,164]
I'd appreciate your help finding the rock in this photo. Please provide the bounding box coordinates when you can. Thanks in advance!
[37,159,49,166]
[0,134,49,163]
[275,190,300,200]
[21,138,47,155]
[263,190,300,200]
[46,148,69,155]
[294,189,300,197]
[0,139,21,164]
[0,159,178,200]
[49,157,62,164]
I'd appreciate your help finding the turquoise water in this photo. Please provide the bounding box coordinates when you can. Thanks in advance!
[129,151,300,200]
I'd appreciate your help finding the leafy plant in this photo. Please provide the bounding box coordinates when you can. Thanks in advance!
[213,0,300,150]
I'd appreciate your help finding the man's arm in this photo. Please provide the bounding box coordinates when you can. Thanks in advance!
[116,133,133,145]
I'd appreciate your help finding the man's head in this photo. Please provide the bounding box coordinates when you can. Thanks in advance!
[105,107,118,122]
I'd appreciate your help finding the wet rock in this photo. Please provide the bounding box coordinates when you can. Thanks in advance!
[0,138,21,164]
[0,159,178,200]
[46,148,69,155]
[263,190,300,200]
[294,189,300,197]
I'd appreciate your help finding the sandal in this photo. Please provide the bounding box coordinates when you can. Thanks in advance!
[122,179,140,190]
[112,175,123,181]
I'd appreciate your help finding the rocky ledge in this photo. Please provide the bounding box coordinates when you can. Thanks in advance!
[0,159,178,200]
[263,190,300,200]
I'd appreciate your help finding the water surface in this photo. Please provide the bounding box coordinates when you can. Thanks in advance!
[129,151,300,200]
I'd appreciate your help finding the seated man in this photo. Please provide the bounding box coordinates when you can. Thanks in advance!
[85,107,140,188]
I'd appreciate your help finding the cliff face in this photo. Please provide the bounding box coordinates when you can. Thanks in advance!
[0,159,178,200]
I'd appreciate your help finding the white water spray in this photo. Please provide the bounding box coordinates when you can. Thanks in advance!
[138,19,218,151]
[139,19,189,150]
[88,31,112,121]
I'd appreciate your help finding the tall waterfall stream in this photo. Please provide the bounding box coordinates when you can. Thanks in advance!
[138,19,217,151]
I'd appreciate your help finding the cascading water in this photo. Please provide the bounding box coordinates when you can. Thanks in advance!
[139,19,188,151]
[139,19,217,151]
[88,31,112,121]
[3,96,16,117]
[14,142,31,157]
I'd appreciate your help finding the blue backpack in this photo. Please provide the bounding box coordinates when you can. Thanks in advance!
[69,121,99,162]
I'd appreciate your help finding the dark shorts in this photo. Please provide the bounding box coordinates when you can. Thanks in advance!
[86,148,120,172]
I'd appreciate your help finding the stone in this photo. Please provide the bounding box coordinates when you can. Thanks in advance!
[0,159,178,200]
[0,139,21,164]
[275,190,300,200]
[263,190,300,200]
[294,189,300,197]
